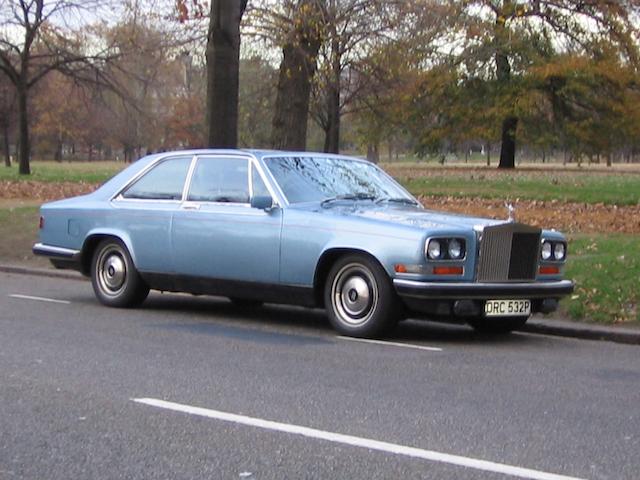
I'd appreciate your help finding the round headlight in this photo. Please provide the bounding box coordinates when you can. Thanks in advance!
[427,239,442,259]
[554,242,566,261]
[448,239,463,259]
[541,241,552,260]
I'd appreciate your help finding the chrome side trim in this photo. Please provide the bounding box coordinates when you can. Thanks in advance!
[32,243,81,259]
[393,279,575,300]
[181,155,199,201]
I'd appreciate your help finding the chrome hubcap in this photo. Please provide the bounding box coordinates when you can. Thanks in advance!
[97,247,127,296]
[332,263,378,326]
[341,276,371,317]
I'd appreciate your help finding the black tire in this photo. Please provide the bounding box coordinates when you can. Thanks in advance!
[91,238,149,308]
[467,315,529,334]
[324,254,400,338]
[229,297,264,308]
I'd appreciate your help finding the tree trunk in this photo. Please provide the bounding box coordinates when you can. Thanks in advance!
[54,132,62,162]
[17,83,30,175]
[322,126,331,153]
[324,35,341,153]
[205,0,247,148]
[498,116,517,169]
[495,5,516,170]
[486,142,491,166]
[366,143,379,163]
[271,0,323,151]
[325,81,340,153]
[2,120,10,167]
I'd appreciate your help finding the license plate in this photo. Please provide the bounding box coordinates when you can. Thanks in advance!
[484,299,531,317]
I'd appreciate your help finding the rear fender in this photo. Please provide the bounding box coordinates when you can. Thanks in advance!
[81,229,137,274]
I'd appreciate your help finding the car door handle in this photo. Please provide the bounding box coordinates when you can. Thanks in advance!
[182,203,200,211]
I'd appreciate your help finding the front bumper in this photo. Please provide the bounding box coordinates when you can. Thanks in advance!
[394,278,575,300]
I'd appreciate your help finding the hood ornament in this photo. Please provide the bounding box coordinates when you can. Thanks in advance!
[505,202,516,223]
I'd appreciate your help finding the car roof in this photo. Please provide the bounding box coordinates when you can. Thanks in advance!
[140,149,368,163]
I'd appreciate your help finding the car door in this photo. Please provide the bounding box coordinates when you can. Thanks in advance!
[111,154,193,274]
[171,155,282,285]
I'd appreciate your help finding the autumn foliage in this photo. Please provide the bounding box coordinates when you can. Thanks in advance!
[2,0,640,166]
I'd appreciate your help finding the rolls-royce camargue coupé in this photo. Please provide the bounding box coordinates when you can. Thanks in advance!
[34,150,574,337]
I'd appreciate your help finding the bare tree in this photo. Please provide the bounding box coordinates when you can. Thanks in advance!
[268,0,325,150]
[0,0,120,174]
[206,0,249,148]
[0,74,14,166]
[312,0,400,153]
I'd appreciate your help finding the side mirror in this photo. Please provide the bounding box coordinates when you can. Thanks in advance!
[250,195,274,210]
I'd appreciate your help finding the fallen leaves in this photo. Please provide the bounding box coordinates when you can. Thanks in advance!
[2,180,639,234]
[0,180,96,201]
[419,195,640,234]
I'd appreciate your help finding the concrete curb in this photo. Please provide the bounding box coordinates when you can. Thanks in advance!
[0,264,86,281]
[523,319,640,345]
[2,264,639,345]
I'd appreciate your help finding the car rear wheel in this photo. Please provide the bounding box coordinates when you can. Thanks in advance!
[467,315,529,334]
[91,238,149,308]
[324,254,400,338]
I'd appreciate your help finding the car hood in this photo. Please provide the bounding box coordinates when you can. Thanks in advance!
[291,202,507,231]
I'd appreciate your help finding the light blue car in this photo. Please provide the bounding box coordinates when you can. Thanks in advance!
[33,150,574,337]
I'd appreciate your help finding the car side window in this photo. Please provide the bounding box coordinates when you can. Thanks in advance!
[251,164,270,198]
[188,157,249,203]
[122,156,192,200]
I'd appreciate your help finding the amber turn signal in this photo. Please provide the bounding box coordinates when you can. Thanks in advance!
[433,266,463,275]
[394,264,407,273]
[539,266,560,275]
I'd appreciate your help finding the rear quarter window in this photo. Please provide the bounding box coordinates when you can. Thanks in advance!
[122,156,192,200]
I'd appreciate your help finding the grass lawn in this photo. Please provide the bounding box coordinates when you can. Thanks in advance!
[1,161,124,184]
[1,160,638,324]
[398,173,640,205]
[392,169,640,206]
[563,234,639,324]
[0,204,49,268]
[4,160,640,206]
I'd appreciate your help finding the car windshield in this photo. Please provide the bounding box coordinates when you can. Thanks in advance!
[264,156,415,205]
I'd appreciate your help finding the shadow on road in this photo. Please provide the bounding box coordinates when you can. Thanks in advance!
[135,292,546,348]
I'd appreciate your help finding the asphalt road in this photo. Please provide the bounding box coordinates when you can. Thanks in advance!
[1,272,638,480]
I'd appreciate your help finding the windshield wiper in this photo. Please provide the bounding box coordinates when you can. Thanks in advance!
[321,193,376,207]
[375,197,419,206]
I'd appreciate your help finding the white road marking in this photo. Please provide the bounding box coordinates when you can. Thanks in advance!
[337,336,443,352]
[132,398,585,480]
[9,294,70,305]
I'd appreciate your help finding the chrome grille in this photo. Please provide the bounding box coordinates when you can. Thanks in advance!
[476,223,541,282]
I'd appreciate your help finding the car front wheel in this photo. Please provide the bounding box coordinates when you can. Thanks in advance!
[91,238,149,308]
[324,254,400,338]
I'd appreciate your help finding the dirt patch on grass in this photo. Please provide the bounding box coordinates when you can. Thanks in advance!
[0,180,96,201]
[421,196,640,234]
[2,179,639,234]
